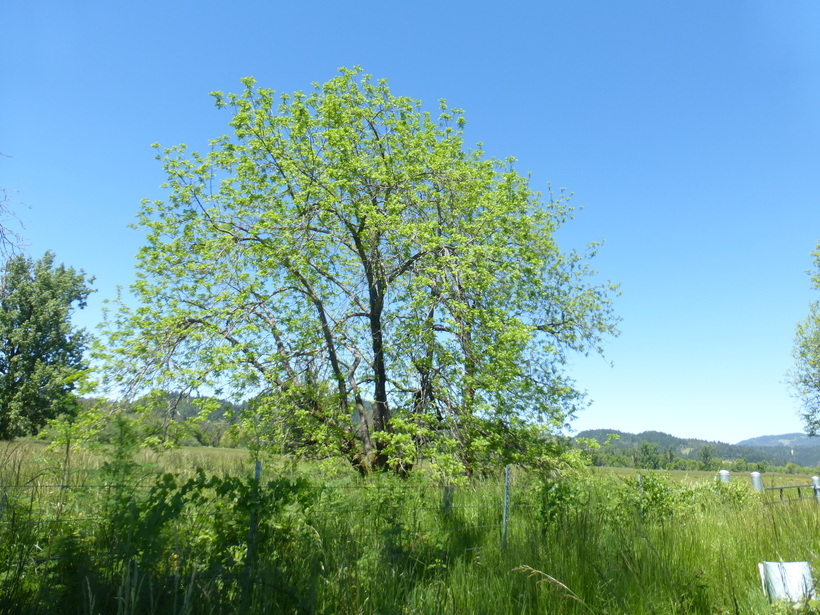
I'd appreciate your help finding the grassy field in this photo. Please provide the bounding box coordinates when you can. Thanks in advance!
[1,441,820,614]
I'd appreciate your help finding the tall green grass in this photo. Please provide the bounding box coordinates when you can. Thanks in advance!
[0,443,818,614]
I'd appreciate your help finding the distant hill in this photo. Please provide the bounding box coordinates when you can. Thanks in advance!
[735,433,818,448]
[575,428,820,467]
[577,429,689,451]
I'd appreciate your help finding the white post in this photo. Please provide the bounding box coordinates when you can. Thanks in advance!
[719,470,730,484]
[751,471,763,492]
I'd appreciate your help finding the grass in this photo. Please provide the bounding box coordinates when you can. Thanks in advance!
[0,443,819,614]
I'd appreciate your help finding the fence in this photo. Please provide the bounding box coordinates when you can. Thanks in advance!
[0,468,522,532]
[716,469,820,504]
[0,461,530,560]
[0,458,546,611]
[3,458,819,612]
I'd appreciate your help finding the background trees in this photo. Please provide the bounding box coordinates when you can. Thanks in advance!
[0,252,93,438]
[103,68,618,475]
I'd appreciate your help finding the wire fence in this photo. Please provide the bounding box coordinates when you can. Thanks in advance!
[4,462,819,582]
[4,459,820,613]
[0,462,540,562]
[0,460,550,615]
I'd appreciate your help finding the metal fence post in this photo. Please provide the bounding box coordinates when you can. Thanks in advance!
[751,472,763,493]
[442,485,454,515]
[812,476,820,504]
[242,460,263,605]
[502,464,511,550]
[718,470,730,484]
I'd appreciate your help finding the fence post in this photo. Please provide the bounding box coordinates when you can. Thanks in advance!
[442,485,454,515]
[812,476,820,504]
[751,472,763,493]
[718,470,730,484]
[502,464,511,550]
[242,460,263,606]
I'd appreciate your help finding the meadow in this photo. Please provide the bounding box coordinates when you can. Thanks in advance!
[1,439,819,614]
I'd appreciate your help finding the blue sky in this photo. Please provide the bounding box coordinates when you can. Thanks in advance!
[3,1,820,444]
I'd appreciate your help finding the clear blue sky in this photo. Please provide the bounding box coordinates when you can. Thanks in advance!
[3,1,820,444]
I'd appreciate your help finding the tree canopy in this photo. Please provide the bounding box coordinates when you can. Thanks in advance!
[793,246,820,435]
[0,153,27,256]
[0,252,93,438]
[103,68,619,475]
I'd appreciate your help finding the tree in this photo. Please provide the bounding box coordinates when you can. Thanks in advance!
[793,247,820,435]
[102,68,618,475]
[0,252,93,438]
[636,441,661,469]
[0,153,27,256]
[697,444,716,470]
[663,446,676,468]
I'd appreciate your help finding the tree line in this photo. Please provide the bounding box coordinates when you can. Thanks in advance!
[578,430,820,474]
[584,440,816,474]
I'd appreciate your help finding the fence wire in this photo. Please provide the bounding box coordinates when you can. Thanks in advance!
[0,464,541,580]
[2,464,816,587]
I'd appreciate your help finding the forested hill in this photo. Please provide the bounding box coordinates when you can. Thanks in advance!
[578,429,690,450]
[735,433,816,448]
[575,429,820,469]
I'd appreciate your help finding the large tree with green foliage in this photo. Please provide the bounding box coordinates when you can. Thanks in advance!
[0,251,92,438]
[793,246,820,435]
[103,68,618,475]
